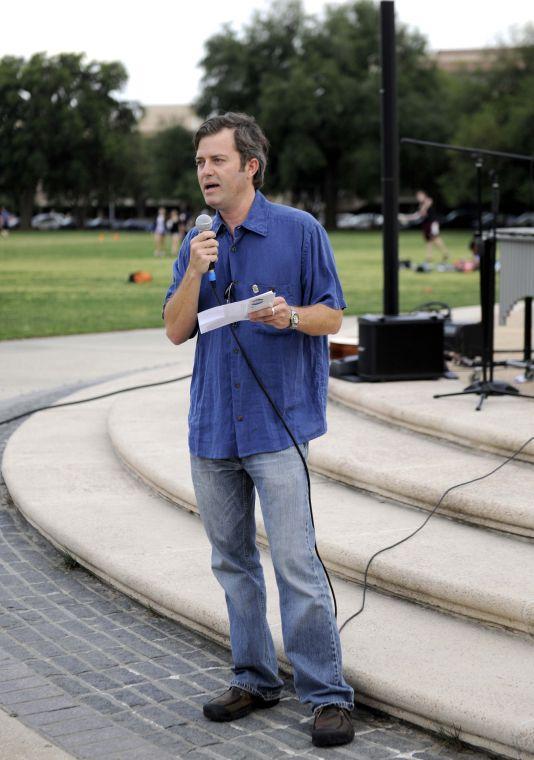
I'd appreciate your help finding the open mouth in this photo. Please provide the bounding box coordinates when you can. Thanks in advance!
[204,183,220,192]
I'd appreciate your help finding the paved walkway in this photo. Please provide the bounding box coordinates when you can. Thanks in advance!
[0,328,493,759]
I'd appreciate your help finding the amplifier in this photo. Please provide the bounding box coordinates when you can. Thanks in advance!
[443,320,482,358]
[358,313,444,381]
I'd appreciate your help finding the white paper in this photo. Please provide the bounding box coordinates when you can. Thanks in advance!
[198,291,276,334]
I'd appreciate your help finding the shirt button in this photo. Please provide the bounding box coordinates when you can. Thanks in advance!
[234,383,240,389]
[233,348,239,354]
[237,415,244,421]
[231,245,237,252]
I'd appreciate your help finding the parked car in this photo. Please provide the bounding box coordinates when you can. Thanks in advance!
[440,209,498,230]
[85,217,112,230]
[336,212,383,230]
[509,212,534,227]
[31,212,75,230]
[115,218,153,232]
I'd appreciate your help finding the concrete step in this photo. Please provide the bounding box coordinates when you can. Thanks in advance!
[2,372,534,760]
[107,378,534,636]
[328,376,534,465]
[314,397,534,538]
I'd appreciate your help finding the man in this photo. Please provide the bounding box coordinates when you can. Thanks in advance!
[163,112,354,748]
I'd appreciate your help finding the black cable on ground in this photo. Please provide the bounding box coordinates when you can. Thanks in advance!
[338,435,534,633]
[0,374,193,426]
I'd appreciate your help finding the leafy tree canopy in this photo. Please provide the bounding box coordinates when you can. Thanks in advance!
[0,52,141,226]
[196,0,452,226]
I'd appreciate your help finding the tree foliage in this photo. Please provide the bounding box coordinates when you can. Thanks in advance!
[145,124,203,207]
[196,0,453,226]
[439,25,534,210]
[0,52,141,226]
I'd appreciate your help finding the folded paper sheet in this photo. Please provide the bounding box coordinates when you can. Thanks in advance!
[198,291,276,334]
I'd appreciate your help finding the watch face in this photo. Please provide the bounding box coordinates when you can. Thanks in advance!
[291,310,299,327]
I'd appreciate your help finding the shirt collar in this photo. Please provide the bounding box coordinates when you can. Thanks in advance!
[211,191,269,237]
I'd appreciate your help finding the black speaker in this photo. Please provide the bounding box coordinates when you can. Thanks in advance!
[443,320,483,359]
[358,313,444,381]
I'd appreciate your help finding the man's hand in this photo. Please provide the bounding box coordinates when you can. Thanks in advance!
[189,230,219,276]
[249,296,291,329]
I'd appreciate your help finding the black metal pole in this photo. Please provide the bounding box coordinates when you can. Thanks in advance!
[475,159,488,385]
[524,297,532,364]
[489,172,500,383]
[380,0,399,316]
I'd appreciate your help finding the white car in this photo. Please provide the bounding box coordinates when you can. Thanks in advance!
[31,212,74,230]
[336,212,384,230]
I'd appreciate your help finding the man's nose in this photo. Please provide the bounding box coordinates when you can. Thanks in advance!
[199,161,214,176]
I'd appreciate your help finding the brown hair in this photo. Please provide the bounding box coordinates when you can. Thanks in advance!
[194,112,269,189]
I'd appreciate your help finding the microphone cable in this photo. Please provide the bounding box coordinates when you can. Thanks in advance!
[209,280,339,618]
[0,374,192,427]
[338,434,534,633]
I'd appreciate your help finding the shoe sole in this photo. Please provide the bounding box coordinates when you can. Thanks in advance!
[204,697,279,722]
[312,731,355,747]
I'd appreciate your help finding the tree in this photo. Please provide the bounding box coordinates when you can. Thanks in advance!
[146,124,203,208]
[438,25,534,210]
[196,0,453,227]
[0,53,141,227]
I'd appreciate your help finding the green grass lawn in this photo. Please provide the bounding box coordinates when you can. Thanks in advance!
[0,229,479,340]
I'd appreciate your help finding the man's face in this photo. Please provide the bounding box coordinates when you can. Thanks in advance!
[196,128,257,212]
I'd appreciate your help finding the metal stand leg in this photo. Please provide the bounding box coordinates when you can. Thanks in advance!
[508,298,534,383]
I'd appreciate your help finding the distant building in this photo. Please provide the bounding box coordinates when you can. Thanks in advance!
[138,104,201,135]
[431,47,503,73]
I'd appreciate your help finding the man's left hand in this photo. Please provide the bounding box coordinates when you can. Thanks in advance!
[248,296,292,330]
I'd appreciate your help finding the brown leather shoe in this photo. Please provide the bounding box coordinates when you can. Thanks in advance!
[312,705,355,747]
[203,686,280,722]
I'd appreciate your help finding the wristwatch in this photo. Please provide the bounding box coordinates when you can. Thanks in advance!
[289,309,299,330]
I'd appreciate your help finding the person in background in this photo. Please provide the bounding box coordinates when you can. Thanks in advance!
[404,191,449,270]
[0,206,11,238]
[153,207,167,257]
[167,209,181,258]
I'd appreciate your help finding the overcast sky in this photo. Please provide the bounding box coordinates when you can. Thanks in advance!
[6,0,533,105]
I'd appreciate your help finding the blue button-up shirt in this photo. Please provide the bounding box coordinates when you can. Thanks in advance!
[163,191,346,458]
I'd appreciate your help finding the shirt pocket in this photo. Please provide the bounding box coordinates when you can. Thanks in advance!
[246,280,295,303]
[242,281,295,334]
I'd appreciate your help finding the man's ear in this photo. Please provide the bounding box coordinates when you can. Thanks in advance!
[247,158,259,180]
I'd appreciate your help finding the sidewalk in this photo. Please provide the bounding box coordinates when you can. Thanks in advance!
[0,706,75,760]
[0,325,495,759]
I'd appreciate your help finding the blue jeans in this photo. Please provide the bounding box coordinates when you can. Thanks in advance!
[190,445,354,712]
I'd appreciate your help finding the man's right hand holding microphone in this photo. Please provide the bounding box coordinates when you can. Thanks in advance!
[188,228,218,277]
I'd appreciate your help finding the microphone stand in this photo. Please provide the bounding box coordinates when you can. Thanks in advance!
[401,138,534,410]
[435,172,518,409]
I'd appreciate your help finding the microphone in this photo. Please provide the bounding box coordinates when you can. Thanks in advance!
[195,214,216,282]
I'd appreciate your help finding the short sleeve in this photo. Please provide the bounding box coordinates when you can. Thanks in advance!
[301,222,346,310]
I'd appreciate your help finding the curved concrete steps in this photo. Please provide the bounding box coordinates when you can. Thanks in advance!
[315,399,534,537]
[107,382,534,636]
[328,376,534,465]
[2,371,534,760]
